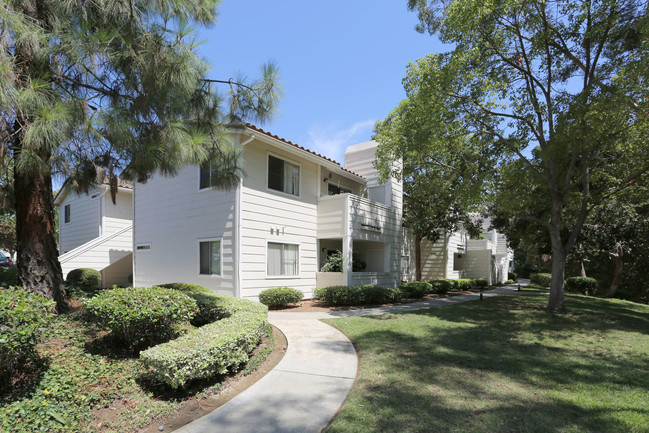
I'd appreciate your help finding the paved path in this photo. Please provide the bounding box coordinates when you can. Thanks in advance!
[175,283,525,433]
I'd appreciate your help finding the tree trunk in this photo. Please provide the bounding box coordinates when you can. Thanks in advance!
[606,245,623,298]
[547,224,567,312]
[415,233,422,282]
[14,145,67,312]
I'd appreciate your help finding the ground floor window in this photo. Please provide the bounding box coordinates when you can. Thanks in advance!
[199,240,221,275]
[267,242,299,276]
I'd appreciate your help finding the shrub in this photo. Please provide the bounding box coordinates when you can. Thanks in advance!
[0,267,17,287]
[399,281,431,298]
[0,288,55,388]
[530,273,552,287]
[85,286,197,350]
[315,285,401,306]
[456,279,474,290]
[258,287,304,308]
[430,279,455,294]
[140,293,268,388]
[320,250,366,272]
[472,278,489,288]
[565,277,598,295]
[505,279,515,284]
[508,272,518,281]
[158,282,210,293]
[66,268,101,291]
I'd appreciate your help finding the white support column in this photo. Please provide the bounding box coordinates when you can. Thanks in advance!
[342,194,353,286]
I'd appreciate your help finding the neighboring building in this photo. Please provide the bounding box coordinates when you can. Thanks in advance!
[131,125,403,300]
[54,177,133,288]
[402,219,514,285]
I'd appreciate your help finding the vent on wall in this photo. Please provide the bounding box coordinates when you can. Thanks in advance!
[136,244,151,251]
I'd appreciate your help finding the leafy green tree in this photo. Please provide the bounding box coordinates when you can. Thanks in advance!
[380,0,649,311]
[0,0,280,311]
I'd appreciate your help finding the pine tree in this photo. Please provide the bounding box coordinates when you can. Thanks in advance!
[0,0,280,311]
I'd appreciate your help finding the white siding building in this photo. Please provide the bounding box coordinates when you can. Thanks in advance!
[132,126,403,300]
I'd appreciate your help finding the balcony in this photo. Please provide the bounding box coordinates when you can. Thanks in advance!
[317,193,398,240]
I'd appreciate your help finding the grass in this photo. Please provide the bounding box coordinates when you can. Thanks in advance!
[324,294,649,433]
[0,299,273,433]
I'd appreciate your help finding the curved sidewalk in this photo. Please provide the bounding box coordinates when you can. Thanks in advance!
[175,284,523,433]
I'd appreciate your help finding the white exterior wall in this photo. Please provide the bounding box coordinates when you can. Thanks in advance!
[238,138,319,300]
[102,254,133,287]
[133,165,238,295]
[458,249,494,285]
[103,190,132,235]
[59,188,101,254]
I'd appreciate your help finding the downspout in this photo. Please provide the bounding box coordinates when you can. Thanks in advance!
[236,132,255,298]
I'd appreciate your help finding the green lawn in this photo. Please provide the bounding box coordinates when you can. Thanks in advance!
[325,294,649,433]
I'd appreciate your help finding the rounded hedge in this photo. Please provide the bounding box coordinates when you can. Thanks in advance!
[315,285,401,306]
[565,277,598,295]
[258,287,304,308]
[67,268,101,290]
[399,281,431,298]
[86,286,197,350]
[530,273,552,287]
[430,279,455,294]
[472,278,489,288]
[158,282,210,293]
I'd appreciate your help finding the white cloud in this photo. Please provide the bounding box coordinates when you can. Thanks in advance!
[306,119,375,165]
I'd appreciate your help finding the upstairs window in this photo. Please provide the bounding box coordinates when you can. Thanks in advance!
[268,155,299,196]
[64,204,71,223]
[328,183,352,195]
[200,161,218,190]
[199,240,221,275]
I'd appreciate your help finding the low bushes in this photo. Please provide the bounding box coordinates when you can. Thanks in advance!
[85,286,197,350]
[508,272,518,281]
[472,278,489,288]
[530,273,552,287]
[565,277,598,295]
[399,281,431,298]
[66,268,101,291]
[140,293,268,389]
[158,282,210,293]
[315,285,401,306]
[430,279,455,294]
[456,279,474,290]
[258,287,304,308]
[0,288,55,388]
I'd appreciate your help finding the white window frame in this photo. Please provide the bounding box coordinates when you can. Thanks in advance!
[198,238,223,277]
[64,204,71,224]
[198,161,222,192]
[266,152,302,198]
[265,240,301,279]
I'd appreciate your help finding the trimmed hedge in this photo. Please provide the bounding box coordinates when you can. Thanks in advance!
[399,281,431,298]
[258,287,304,308]
[139,293,268,389]
[86,286,197,349]
[0,288,55,387]
[158,282,210,293]
[530,273,552,287]
[565,277,598,295]
[430,279,455,294]
[472,278,489,288]
[315,285,401,306]
[508,272,518,281]
[456,279,475,290]
[66,268,101,290]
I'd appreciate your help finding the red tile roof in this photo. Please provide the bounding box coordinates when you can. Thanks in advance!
[245,124,365,179]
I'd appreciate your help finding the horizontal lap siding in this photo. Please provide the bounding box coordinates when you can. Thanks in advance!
[240,140,319,300]
[103,191,132,236]
[59,189,100,254]
[133,165,237,295]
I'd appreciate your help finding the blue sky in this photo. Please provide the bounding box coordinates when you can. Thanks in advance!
[197,1,447,166]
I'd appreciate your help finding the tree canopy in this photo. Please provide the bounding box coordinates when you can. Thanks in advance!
[0,0,281,310]
[377,0,649,310]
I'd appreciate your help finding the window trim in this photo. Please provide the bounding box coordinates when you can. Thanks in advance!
[265,240,301,279]
[197,237,223,277]
[64,204,71,224]
[265,152,302,198]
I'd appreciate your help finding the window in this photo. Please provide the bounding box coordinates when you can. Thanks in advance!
[199,161,219,190]
[328,183,352,195]
[268,155,299,196]
[267,242,299,276]
[64,204,70,223]
[199,240,221,275]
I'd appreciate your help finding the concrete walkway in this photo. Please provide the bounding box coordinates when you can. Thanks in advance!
[175,283,524,433]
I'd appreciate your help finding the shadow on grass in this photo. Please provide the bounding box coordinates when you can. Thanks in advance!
[327,295,649,433]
